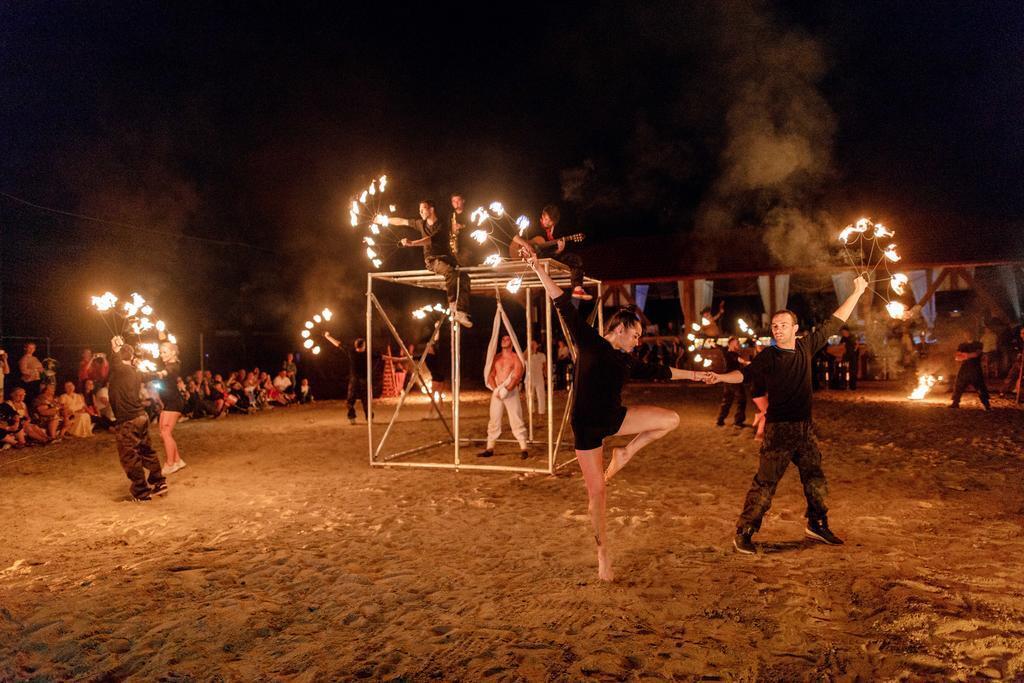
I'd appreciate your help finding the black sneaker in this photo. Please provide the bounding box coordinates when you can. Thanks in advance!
[131,490,152,502]
[150,481,168,497]
[520,450,529,460]
[805,520,844,545]
[733,531,755,555]
[348,417,357,425]
[477,449,494,458]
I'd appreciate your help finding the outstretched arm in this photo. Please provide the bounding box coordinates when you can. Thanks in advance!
[833,275,869,322]
[525,254,563,300]
[323,332,342,349]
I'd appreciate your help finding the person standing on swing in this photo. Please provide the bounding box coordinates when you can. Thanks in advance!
[478,334,529,460]
[525,253,706,582]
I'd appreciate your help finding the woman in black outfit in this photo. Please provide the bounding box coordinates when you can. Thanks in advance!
[158,342,187,474]
[526,255,704,582]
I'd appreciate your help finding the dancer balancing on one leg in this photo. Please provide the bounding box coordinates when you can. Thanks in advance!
[705,275,868,555]
[525,254,706,582]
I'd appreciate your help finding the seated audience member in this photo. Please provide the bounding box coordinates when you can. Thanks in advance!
[0,401,27,449]
[58,381,93,438]
[272,370,294,402]
[82,379,114,431]
[33,384,65,441]
[263,372,288,406]
[297,377,314,404]
[6,387,49,444]
[209,381,229,418]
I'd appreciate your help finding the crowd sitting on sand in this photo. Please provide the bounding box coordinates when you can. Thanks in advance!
[0,342,315,451]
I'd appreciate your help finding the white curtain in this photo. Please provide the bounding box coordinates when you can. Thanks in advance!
[757,275,791,323]
[831,272,859,322]
[908,269,937,329]
[998,265,1022,319]
[677,281,687,320]
[694,278,713,313]
[633,284,649,312]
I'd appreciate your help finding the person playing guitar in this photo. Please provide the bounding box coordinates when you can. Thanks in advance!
[513,204,592,300]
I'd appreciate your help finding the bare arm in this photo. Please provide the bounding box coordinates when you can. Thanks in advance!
[401,235,431,247]
[387,217,412,227]
[323,332,342,349]
[833,275,869,322]
[525,255,564,300]
[708,369,745,384]
[668,367,705,381]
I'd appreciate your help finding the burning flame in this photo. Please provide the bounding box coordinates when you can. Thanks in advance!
[838,226,855,244]
[304,339,314,349]
[90,292,118,311]
[312,346,321,355]
[470,229,488,244]
[301,330,310,339]
[322,308,332,321]
[471,207,488,226]
[908,374,942,400]
[488,201,505,216]
[690,323,700,332]
[372,258,382,268]
[484,253,502,267]
[885,301,907,319]
[883,244,901,262]
[890,273,909,295]
[854,218,870,233]
[516,215,530,234]
[873,223,894,239]
[505,276,522,294]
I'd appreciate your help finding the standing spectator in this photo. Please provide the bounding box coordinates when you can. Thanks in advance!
[951,330,991,411]
[527,338,547,414]
[283,352,298,386]
[33,384,65,441]
[108,336,167,501]
[58,381,93,438]
[555,339,572,390]
[716,337,749,427]
[78,348,94,390]
[0,346,9,400]
[839,326,860,390]
[999,326,1024,400]
[18,342,43,404]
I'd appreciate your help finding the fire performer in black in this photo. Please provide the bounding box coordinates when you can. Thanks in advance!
[514,204,591,300]
[716,337,749,427]
[324,333,373,424]
[705,275,868,554]
[525,253,706,581]
[388,200,472,328]
[950,330,991,410]
[109,336,167,501]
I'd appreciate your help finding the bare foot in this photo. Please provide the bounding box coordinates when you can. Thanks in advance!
[604,447,631,482]
[597,548,614,582]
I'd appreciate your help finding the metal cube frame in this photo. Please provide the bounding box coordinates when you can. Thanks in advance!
[365,259,602,474]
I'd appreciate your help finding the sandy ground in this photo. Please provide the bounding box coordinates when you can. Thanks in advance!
[1,383,1023,681]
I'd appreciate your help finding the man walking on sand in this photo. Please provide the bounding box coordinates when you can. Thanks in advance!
[705,275,868,554]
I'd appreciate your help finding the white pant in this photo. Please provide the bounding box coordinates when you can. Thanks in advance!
[528,372,546,414]
[486,387,528,449]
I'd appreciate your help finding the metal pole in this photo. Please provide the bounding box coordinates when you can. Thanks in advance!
[525,286,534,441]
[452,313,461,468]
[597,281,604,335]
[366,273,374,465]
[545,279,554,472]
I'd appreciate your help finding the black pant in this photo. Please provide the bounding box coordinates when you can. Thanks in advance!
[952,365,990,407]
[115,415,164,497]
[425,256,470,313]
[737,421,828,533]
[845,355,859,390]
[716,383,748,425]
[347,377,368,420]
[22,379,41,406]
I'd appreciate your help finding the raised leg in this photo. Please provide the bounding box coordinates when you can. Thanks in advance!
[604,405,679,481]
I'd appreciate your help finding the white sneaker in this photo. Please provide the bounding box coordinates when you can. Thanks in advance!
[174,460,186,473]
[453,310,473,328]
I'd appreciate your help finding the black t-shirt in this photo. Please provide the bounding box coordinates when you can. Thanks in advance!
[555,292,671,427]
[108,360,147,422]
[348,348,368,381]
[412,218,451,259]
[741,316,842,424]
[524,223,575,257]
[158,362,185,412]
[958,341,983,372]
[841,335,857,359]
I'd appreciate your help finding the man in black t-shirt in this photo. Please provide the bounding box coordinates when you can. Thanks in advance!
[707,275,868,554]
[951,331,991,410]
[513,205,590,300]
[389,200,472,328]
[716,337,749,427]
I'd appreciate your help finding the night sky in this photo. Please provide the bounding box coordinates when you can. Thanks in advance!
[2,1,1022,348]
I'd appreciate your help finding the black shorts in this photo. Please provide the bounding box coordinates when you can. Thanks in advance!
[572,406,628,451]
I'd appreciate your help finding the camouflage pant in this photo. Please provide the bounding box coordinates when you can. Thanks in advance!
[115,415,164,497]
[736,421,828,533]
